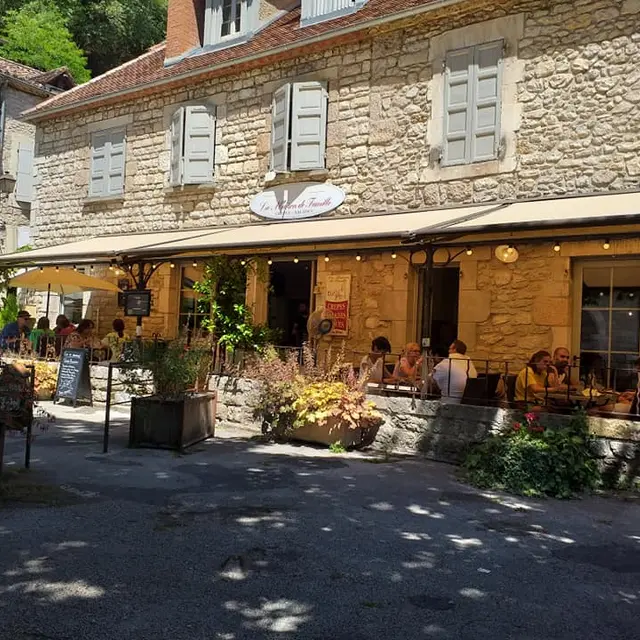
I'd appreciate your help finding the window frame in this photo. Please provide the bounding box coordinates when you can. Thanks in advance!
[270,80,328,173]
[178,265,211,333]
[89,126,126,198]
[203,0,257,48]
[442,40,503,167]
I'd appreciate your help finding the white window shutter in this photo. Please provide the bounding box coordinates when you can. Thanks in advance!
[290,80,327,171]
[471,41,502,162]
[15,141,35,203]
[183,106,215,184]
[271,83,291,172]
[170,107,185,186]
[90,132,108,197]
[106,129,126,195]
[443,47,473,165]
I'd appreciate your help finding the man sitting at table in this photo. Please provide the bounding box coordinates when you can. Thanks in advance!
[431,340,477,403]
[360,336,392,384]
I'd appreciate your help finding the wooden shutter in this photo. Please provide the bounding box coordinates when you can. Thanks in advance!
[183,106,215,184]
[106,129,126,195]
[90,132,108,197]
[290,80,327,171]
[271,83,291,172]
[443,47,473,165]
[15,141,34,203]
[301,0,362,24]
[471,41,502,162]
[170,107,185,186]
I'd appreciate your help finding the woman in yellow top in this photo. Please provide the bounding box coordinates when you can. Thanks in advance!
[101,318,130,362]
[515,350,560,404]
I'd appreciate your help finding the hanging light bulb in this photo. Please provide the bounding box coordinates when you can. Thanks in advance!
[240,258,247,266]
[293,256,299,264]
[267,257,273,266]
[465,247,473,256]
[391,251,398,260]
[39,266,44,272]
[324,254,330,263]
[55,265,60,272]
[603,239,611,250]
[356,253,362,262]
[553,241,561,253]
[152,263,157,270]
[192,260,198,268]
[72,265,77,271]
[170,262,176,269]
[90,265,94,273]
[506,245,515,255]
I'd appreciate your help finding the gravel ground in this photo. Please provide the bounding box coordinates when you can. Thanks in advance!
[0,403,639,639]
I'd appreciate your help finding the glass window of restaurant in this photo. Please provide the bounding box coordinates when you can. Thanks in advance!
[178,266,211,333]
[576,262,640,391]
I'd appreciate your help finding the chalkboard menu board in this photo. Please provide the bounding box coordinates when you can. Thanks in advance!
[54,348,92,406]
[0,364,32,431]
[124,290,152,317]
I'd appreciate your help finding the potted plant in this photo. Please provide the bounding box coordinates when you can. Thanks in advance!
[128,338,216,451]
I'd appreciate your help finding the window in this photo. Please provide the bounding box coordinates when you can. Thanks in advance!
[90,128,126,197]
[204,0,258,47]
[179,266,211,331]
[443,41,503,166]
[577,263,640,391]
[271,81,328,172]
[170,106,216,186]
[15,141,35,203]
[300,0,369,26]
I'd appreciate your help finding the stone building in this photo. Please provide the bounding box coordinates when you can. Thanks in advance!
[3,0,640,385]
[0,59,74,256]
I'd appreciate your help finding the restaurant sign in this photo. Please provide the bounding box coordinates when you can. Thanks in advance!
[325,274,351,336]
[250,182,345,221]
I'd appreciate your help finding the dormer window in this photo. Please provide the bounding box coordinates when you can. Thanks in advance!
[300,0,369,27]
[204,0,258,47]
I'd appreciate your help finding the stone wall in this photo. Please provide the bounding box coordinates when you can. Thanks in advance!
[209,374,640,487]
[31,0,640,247]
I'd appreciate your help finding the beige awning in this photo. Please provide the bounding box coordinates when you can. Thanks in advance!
[0,205,494,266]
[433,191,640,235]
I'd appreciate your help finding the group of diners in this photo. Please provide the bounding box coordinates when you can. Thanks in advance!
[0,310,130,362]
[360,339,640,414]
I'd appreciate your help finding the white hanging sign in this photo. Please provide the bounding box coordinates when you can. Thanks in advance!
[250,182,345,220]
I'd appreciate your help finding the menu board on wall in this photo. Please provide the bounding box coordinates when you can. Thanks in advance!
[325,274,351,336]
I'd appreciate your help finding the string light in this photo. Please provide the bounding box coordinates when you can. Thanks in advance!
[603,239,611,250]
[391,251,397,260]
[240,259,247,266]
[356,253,362,262]
[90,265,94,273]
[72,265,77,271]
[267,257,273,266]
[39,266,44,272]
[192,260,198,268]
[507,245,515,255]
[55,265,60,272]
[293,256,299,264]
[553,241,561,253]
[170,262,176,269]
[465,247,473,256]
[324,254,330,263]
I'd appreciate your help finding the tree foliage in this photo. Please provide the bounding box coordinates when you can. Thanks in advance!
[0,1,91,83]
[0,0,168,82]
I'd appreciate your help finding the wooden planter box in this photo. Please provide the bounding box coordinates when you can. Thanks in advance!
[129,392,216,451]
[291,418,381,450]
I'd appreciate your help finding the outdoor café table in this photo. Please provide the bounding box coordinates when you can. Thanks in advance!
[534,390,618,408]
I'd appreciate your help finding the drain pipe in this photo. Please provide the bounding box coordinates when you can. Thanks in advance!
[0,79,7,175]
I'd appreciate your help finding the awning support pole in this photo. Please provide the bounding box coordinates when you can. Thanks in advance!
[45,283,51,317]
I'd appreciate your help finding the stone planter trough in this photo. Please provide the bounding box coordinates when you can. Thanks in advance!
[291,418,380,449]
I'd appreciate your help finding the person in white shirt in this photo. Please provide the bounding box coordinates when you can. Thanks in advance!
[360,336,392,384]
[431,340,477,403]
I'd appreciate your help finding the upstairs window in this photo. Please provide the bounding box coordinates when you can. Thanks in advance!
[271,81,328,172]
[204,0,258,47]
[443,41,503,166]
[170,106,216,186]
[90,128,126,198]
[301,0,369,27]
[15,141,35,204]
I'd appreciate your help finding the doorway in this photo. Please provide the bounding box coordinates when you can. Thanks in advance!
[268,261,313,347]
[419,266,460,355]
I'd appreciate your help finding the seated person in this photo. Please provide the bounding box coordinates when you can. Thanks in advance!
[393,342,423,385]
[0,310,31,352]
[613,357,640,415]
[515,350,560,405]
[431,340,477,403]
[29,317,55,359]
[101,318,130,362]
[360,336,392,384]
[64,319,105,360]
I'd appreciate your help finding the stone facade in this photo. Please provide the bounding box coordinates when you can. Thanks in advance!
[27,0,640,358]
[0,87,41,254]
[209,374,640,487]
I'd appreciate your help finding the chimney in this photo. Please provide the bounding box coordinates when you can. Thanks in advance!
[165,0,205,61]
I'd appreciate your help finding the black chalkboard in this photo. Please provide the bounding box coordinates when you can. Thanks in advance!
[54,348,92,406]
[124,290,151,317]
[0,364,32,431]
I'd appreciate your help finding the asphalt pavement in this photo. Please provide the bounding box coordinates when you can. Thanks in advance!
[0,403,639,640]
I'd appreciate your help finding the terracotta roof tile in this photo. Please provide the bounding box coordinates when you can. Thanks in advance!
[26,0,447,119]
[0,56,44,81]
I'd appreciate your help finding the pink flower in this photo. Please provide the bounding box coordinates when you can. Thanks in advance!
[513,423,522,431]
[524,412,536,423]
